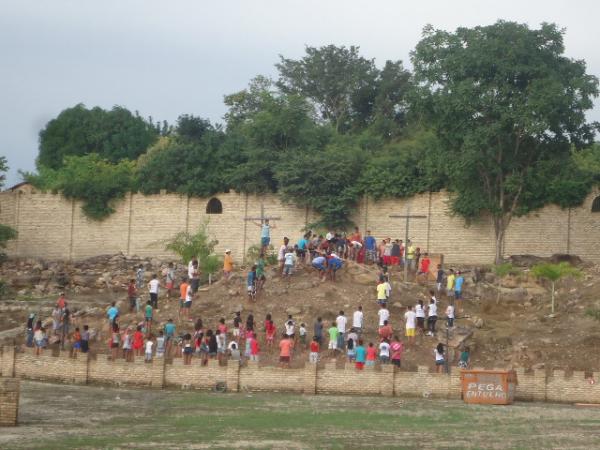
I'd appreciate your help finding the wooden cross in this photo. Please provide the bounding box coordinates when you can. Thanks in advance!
[389,208,428,281]
[243,203,281,223]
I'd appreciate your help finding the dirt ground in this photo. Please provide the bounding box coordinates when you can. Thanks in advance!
[2,258,600,371]
[2,380,600,449]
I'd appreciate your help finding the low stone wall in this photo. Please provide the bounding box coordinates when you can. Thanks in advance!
[0,377,19,426]
[1,346,600,404]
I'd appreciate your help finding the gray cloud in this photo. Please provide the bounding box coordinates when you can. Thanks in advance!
[2,0,599,186]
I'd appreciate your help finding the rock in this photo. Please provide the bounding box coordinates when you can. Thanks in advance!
[523,301,532,307]
[526,286,546,296]
[286,306,302,316]
[484,273,496,284]
[227,289,239,297]
[353,273,375,286]
[472,317,484,328]
[71,274,96,287]
[10,274,41,288]
[294,281,314,291]
[229,304,243,314]
[392,302,404,309]
[315,292,327,299]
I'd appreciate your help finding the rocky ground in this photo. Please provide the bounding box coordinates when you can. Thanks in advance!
[1,252,600,371]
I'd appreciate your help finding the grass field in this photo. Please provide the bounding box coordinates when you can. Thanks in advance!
[2,381,599,449]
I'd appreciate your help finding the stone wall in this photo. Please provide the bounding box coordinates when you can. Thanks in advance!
[1,187,599,264]
[0,377,19,426]
[2,347,600,404]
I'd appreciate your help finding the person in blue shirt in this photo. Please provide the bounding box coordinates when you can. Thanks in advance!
[327,254,344,282]
[254,219,276,253]
[355,339,366,370]
[164,318,176,357]
[364,230,377,264]
[454,271,465,313]
[247,265,257,301]
[106,302,119,327]
[297,234,310,263]
[312,255,328,281]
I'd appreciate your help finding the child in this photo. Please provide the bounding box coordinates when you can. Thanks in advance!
[110,323,121,360]
[165,262,175,299]
[256,253,266,292]
[208,330,218,360]
[229,341,241,361]
[122,327,133,362]
[435,342,445,373]
[355,339,366,370]
[216,329,226,362]
[133,325,145,357]
[246,314,255,334]
[379,338,390,364]
[299,323,307,347]
[34,326,47,355]
[244,332,252,359]
[436,264,444,293]
[309,336,320,363]
[390,336,404,367]
[383,276,392,301]
[156,330,166,358]
[376,278,387,305]
[72,327,82,357]
[427,298,438,336]
[366,342,377,367]
[283,247,296,278]
[250,334,260,362]
[265,319,276,350]
[128,279,137,312]
[233,312,242,342]
[145,335,154,362]
[378,303,390,327]
[446,302,455,328]
[145,301,153,334]
[346,337,356,362]
[247,265,257,301]
[218,318,228,347]
[327,322,338,355]
[458,346,470,369]
[179,277,188,319]
[285,318,295,339]
[404,306,416,346]
[81,324,90,353]
[182,333,193,365]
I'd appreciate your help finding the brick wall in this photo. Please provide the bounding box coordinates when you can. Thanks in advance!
[2,188,598,264]
[0,377,19,426]
[2,346,600,404]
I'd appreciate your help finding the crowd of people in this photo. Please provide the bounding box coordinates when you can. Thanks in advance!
[24,223,471,373]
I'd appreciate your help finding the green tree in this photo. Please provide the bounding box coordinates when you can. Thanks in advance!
[0,224,18,262]
[411,21,599,263]
[164,223,219,265]
[0,156,8,189]
[531,262,582,313]
[26,154,135,220]
[276,45,379,133]
[38,104,159,169]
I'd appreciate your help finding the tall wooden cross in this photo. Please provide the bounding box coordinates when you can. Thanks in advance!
[389,208,428,281]
[243,203,282,223]
[242,203,282,263]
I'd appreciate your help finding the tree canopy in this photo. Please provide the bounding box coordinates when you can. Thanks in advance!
[411,21,599,262]
[24,31,600,250]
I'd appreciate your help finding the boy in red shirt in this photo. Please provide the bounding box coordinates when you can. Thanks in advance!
[366,342,377,367]
[309,336,319,363]
[250,335,260,362]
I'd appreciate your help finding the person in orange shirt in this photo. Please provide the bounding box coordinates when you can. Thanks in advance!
[179,277,189,319]
[223,249,234,280]
[278,334,294,368]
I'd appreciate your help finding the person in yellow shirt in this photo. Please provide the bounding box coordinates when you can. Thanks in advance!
[446,269,455,299]
[376,277,388,305]
[223,249,234,280]
[406,240,416,271]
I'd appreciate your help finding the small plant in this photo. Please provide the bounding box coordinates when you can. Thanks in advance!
[164,222,218,264]
[531,262,582,314]
[202,254,221,285]
[246,244,277,266]
[585,308,600,321]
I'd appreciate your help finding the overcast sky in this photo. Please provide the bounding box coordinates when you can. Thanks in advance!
[1,0,599,187]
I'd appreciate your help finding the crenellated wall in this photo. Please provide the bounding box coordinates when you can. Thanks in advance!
[2,347,600,404]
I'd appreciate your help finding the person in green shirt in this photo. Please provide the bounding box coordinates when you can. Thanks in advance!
[256,253,266,293]
[145,301,153,334]
[458,346,470,369]
[328,324,339,356]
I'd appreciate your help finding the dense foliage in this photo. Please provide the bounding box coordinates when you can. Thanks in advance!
[24,24,599,247]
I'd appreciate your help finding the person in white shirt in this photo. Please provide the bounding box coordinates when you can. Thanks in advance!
[379,339,391,364]
[283,248,296,278]
[427,298,438,336]
[446,303,455,328]
[404,305,416,345]
[383,276,392,300]
[336,311,347,350]
[148,274,160,309]
[145,338,154,362]
[352,306,364,335]
[278,237,290,273]
[378,304,390,327]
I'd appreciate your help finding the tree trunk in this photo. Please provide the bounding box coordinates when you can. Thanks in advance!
[551,281,555,314]
[208,273,212,286]
[493,217,506,265]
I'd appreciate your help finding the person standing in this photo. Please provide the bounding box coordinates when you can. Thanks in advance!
[223,250,234,280]
[404,305,416,346]
[188,258,200,293]
[148,274,160,309]
[427,298,438,336]
[454,271,465,313]
[352,306,364,336]
[127,279,137,312]
[364,230,377,264]
[390,336,404,368]
[314,317,323,346]
[378,303,390,328]
[446,269,456,300]
[26,313,35,347]
[278,334,293,368]
[336,311,347,351]
[278,237,290,274]
[165,263,175,299]
[136,264,145,290]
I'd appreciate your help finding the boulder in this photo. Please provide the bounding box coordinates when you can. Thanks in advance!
[71,274,97,287]
[353,273,375,286]
[392,302,404,309]
[286,306,302,316]
[472,317,484,328]
[10,274,41,288]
